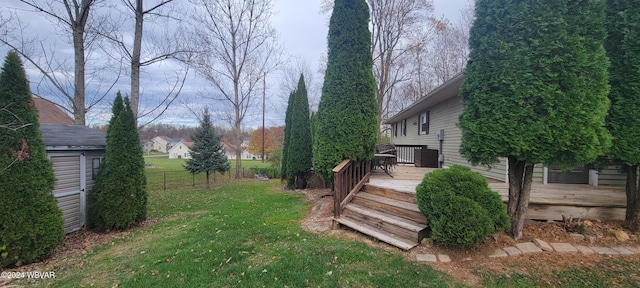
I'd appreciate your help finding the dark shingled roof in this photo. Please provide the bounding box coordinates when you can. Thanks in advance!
[40,124,106,149]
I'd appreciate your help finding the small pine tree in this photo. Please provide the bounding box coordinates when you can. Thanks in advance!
[87,93,148,231]
[314,0,378,183]
[285,75,313,189]
[0,51,64,268]
[185,108,230,189]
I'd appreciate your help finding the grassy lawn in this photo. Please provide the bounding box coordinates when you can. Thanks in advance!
[15,179,454,287]
[11,162,640,287]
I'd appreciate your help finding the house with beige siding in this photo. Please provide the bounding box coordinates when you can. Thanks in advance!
[168,140,194,159]
[385,73,625,186]
[143,136,182,153]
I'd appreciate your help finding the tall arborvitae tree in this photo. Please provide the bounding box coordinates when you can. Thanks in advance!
[460,0,610,239]
[0,51,64,268]
[605,0,640,231]
[185,108,230,189]
[314,0,378,182]
[285,74,313,189]
[281,89,295,184]
[88,92,148,231]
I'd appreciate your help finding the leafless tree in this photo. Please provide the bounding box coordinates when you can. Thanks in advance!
[369,0,433,137]
[278,57,321,113]
[393,1,474,116]
[98,0,194,126]
[190,0,281,179]
[0,0,118,126]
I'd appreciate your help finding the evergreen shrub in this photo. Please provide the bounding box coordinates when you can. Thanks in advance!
[0,51,64,267]
[416,165,509,245]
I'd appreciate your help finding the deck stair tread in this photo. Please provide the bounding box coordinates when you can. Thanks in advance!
[344,203,426,232]
[355,192,421,213]
[363,184,417,203]
[337,217,418,250]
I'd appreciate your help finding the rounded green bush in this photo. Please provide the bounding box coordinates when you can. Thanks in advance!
[416,165,509,245]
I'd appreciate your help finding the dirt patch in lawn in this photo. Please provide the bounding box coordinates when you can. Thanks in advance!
[299,190,640,287]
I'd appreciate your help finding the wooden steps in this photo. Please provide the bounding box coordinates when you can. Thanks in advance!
[336,183,429,250]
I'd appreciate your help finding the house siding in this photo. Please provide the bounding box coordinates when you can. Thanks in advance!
[390,96,508,182]
[598,164,626,186]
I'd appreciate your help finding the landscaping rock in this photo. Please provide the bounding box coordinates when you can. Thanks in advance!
[612,247,635,255]
[533,238,554,252]
[591,246,619,255]
[574,245,595,255]
[421,238,433,247]
[570,233,585,241]
[550,243,578,253]
[503,246,522,256]
[489,249,508,258]
[516,242,543,254]
[585,235,597,244]
[438,254,451,263]
[416,254,437,262]
[626,246,640,254]
[610,230,630,242]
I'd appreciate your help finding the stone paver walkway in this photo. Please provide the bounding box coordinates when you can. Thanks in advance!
[417,238,640,263]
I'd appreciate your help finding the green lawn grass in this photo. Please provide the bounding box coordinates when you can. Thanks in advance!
[13,164,640,287]
[16,178,455,287]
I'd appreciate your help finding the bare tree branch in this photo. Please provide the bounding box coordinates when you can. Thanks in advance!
[191,0,282,179]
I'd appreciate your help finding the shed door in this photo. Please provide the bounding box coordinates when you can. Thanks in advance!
[50,154,85,233]
[548,166,589,184]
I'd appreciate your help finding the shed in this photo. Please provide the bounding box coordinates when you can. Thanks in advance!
[39,124,106,233]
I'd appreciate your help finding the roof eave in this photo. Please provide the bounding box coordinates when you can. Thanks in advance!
[385,72,465,124]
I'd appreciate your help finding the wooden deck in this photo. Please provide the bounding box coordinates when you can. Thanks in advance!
[370,165,626,221]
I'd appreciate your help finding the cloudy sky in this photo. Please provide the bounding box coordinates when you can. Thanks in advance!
[1,0,468,129]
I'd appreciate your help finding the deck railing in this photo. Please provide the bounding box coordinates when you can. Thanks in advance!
[394,145,428,164]
[332,159,371,221]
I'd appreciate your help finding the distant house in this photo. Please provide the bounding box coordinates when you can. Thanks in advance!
[168,140,194,159]
[223,137,261,160]
[34,97,106,233]
[386,73,625,186]
[143,136,182,153]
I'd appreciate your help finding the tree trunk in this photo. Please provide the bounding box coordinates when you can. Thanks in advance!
[205,170,210,190]
[624,164,639,231]
[507,156,534,239]
[130,0,144,120]
[72,20,86,126]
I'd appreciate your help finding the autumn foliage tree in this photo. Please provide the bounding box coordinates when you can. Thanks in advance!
[247,126,285,157]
